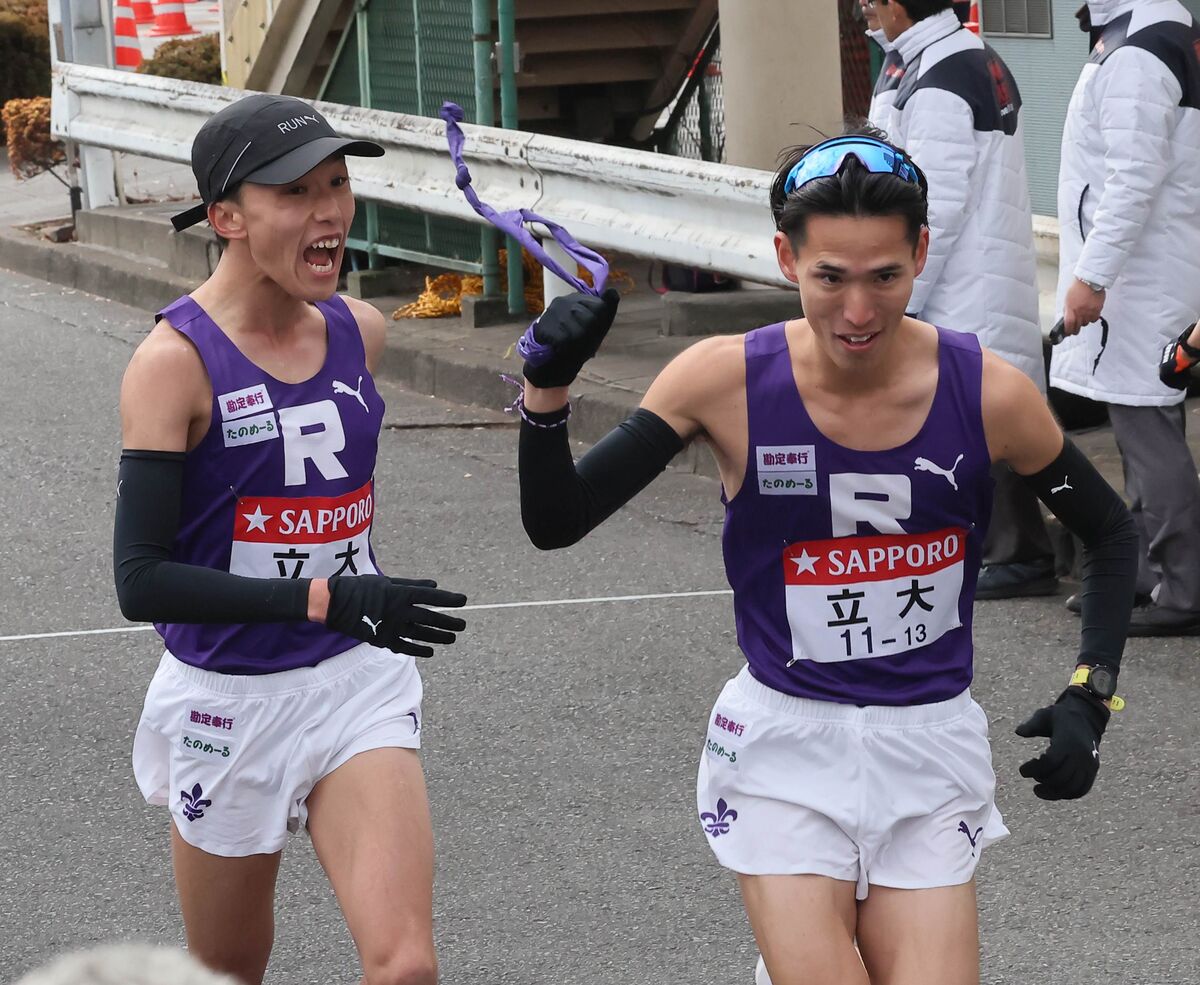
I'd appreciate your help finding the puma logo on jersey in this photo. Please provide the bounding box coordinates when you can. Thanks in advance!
[1051,477,1073,495]
[361,615,382,635]
[333,376,369,413]
[914,454,964,490]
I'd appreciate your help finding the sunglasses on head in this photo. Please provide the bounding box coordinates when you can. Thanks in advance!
[783,137,925,196]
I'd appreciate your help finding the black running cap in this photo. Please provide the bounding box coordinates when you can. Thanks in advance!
[171,93,384,232]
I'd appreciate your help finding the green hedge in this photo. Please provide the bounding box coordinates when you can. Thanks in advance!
[138,34,221,85]
[0,0,48,33]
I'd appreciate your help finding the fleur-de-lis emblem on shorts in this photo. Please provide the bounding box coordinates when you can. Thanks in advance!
[700,798,738,837]
[180,782,212,822]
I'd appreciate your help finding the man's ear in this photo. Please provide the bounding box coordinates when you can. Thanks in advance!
[208,199,247,242]
[774,231,801,285]
[913,225,930,279]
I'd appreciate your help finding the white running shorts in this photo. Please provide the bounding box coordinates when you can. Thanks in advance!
[132,642,423,857]
[696,667,1008,899]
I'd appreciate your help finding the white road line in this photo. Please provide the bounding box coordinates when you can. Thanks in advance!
[0,625,158,643]
[455,589,732,612]
[0,589,733,643]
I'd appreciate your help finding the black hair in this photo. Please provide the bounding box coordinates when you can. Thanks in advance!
[769,122,929,249]
[879,0,953,20]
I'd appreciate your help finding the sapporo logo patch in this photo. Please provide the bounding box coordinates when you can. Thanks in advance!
[230,479,379,581]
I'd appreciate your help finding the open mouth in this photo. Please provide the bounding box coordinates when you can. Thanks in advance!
[302,236,341,275]
[836,332,879,351]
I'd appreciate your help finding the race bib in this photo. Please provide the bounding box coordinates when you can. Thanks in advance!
[229,479,379,581]
[782,527,966,664]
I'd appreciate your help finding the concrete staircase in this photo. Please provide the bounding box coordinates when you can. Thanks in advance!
[224,0,716,143]
[224,0,356,99]
[506,0,718,141]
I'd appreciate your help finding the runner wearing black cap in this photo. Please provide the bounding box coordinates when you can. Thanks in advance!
[114,94,466,984]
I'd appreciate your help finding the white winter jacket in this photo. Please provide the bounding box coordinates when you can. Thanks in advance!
[1049,0,1200,406]
[887,10,1045,388]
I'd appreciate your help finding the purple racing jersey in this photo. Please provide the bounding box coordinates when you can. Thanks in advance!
[155,294,385,674]
[722,322,993,706]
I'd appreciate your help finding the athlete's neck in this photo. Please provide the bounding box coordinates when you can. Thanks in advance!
[192,245,319,342]
[789,318,941,453]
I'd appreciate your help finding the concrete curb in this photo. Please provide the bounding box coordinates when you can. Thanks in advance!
[0,223,719,475]
[377,330,719,479]
[0,224,193,314]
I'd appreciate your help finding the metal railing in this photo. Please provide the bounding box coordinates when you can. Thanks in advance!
[51,63,792,297]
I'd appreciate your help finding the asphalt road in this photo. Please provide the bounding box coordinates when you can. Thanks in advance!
[0,269,1196,984]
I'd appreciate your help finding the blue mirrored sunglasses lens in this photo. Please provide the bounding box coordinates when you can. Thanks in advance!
[784,141,916,194]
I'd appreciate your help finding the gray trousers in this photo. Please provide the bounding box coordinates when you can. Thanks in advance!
[983,462,1054,567]
[1108,403,1200,615]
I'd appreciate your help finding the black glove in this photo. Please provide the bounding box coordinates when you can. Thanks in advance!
[1158,323,1200,390]
[523,288,620,389]
[326,575,467,658]
[1015,688,1110,800]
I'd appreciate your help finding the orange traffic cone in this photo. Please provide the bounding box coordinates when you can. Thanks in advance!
[148,0,198,36]
[114,0,142,70]
[131,0,154,23]
[965,0,980,34]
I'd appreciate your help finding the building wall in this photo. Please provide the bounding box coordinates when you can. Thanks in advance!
[988,0,1200,217]
[719,0,844,170]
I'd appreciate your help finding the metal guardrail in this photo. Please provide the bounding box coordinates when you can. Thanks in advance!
[51,63,790,288]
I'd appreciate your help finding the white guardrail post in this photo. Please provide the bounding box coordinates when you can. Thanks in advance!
[49,0,121,210]
[51,64,792,295]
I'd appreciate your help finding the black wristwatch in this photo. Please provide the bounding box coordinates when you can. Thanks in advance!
[1071,664,1119,701]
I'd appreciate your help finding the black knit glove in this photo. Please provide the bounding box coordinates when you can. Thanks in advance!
[1015,688,1110,800]
[326,575,467,658]
[523,288,620,389]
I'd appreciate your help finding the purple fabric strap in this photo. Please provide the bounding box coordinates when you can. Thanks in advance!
[441,102,609,299]
[515,318,552,365]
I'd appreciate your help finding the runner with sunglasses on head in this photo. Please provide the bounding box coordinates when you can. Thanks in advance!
[514,127,1138,985]
[114,94,467,984]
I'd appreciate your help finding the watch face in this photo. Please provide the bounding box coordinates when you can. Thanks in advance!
[1089,666,1117,699]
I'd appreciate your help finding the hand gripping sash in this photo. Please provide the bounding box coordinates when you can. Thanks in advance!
[440,102,610,366]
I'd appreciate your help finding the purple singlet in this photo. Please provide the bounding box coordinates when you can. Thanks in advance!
[155,295,384,674]
[722,323,993,706]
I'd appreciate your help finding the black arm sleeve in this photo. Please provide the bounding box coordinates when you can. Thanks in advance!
[113,450,311,624]
[1018,437,1138,671]
[519,408,685,550]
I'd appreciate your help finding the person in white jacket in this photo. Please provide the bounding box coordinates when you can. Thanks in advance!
[1051,0,1200,636]
[863,0,903,137]
[875,0,1057,599]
